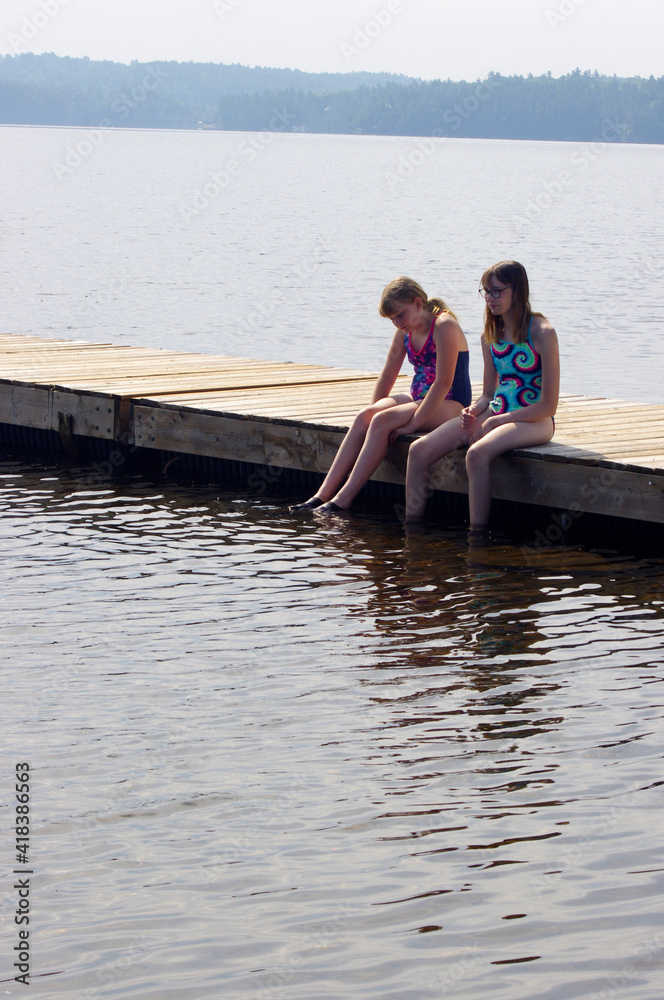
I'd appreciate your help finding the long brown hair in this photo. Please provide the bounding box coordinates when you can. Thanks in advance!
[480,260,542,344]
[379,276,458,321]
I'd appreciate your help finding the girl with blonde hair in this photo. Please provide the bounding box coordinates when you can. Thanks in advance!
[291,276,471,512]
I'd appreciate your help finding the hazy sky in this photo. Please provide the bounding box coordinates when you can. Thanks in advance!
[1,0,662,81]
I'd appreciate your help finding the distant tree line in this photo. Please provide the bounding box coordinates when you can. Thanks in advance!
[216,71,664,144]
[0,54,662,144]
[0,53,411,129]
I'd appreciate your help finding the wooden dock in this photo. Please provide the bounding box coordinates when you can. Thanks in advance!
[0,333,663,528]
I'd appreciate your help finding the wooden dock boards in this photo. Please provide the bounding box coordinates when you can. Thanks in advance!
[0,335,381,443]
[0,333,663,525]
[133,389,664,524]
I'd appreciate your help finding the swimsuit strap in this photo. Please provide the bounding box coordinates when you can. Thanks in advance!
[407,316,436,355]
[422,316,436,349]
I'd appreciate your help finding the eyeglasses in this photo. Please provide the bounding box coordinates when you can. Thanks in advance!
[479,286,511,300]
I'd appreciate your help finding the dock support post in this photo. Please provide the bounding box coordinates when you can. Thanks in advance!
[57,411,78,456]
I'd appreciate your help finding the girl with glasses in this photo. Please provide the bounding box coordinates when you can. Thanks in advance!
[404,260,559,538]
[291,276,471,513]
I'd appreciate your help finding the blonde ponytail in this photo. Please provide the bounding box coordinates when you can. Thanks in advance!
[379,277,458,321]
[426,295,458,321]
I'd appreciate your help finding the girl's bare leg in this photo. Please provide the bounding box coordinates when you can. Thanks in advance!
[302,396,412,504]
[465,418,554,528]
[328,402,418,508]
[405,416,468,521]
[329,398,467,512]
[310,416,373,503]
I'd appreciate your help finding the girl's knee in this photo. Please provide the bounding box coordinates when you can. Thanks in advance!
[353,406,375,430]
[408,436,428,466]
[369,408,402,436]
[465,442,489,472]
[408,445,440,486]
[369,408,388,426]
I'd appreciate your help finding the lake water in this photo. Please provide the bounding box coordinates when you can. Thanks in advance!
[2,124,663,400]
[1,126,664,999]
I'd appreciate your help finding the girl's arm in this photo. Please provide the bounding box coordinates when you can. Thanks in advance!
[401,314,465,432]
[468,335,497,415]
[460,335,497,432]
[370,329,407,403]
[485,318,559,426]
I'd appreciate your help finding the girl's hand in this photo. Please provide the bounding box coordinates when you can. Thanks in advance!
[469,414,500,443]
[460,407,477,431]
[389,420,417,446]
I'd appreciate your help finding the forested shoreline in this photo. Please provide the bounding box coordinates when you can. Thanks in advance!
[1,53,662,143]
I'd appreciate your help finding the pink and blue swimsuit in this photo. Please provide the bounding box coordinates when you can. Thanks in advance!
[405,320,471,406]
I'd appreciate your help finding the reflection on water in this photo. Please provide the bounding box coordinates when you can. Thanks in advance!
[2,459,664,999]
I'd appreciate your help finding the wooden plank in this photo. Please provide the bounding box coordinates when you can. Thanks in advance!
[535,443,664,473]
[547,437,664,454]
[0,384,54,432]
[555,412,661,427]
[426,450,664,523]
[133,405,345,474]
[133,404,664,524]
[0,357,376,377]
[0,372,380,397]
[0,384,123,440]
[0,335,379,382]
[130,386,664,476]
[132,388,382,428]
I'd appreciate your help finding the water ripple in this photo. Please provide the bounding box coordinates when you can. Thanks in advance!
[2,462,664,999]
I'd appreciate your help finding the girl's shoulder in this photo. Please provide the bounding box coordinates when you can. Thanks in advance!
[433,310,463,339]
[434,309,458,326]
[389,325,408,350]
[529,312,555,335]
[529,312,557,347]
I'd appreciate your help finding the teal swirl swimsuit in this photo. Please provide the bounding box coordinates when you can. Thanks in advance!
[489,319,543,414]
